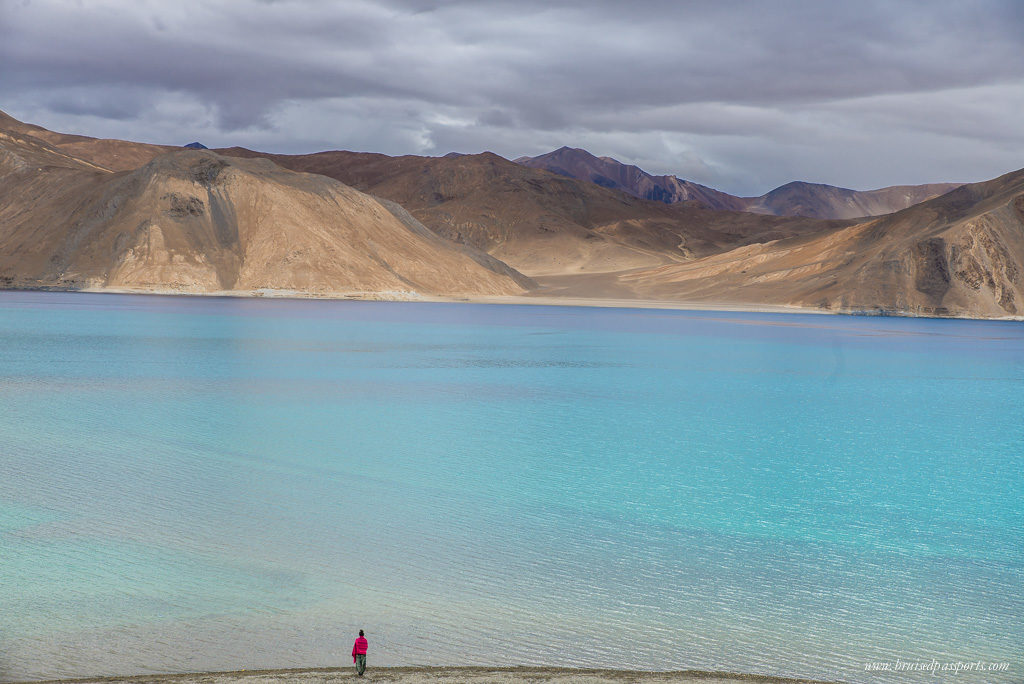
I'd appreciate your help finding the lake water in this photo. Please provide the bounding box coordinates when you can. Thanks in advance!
[0,291,1021,682]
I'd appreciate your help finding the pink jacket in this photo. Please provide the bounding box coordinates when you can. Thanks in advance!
[352,636,368,661]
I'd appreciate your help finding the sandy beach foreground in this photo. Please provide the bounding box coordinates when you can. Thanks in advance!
[27,667,834,684]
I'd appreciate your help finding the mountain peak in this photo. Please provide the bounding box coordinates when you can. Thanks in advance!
[518,150,962,219]
[746,179,962,219]
[516,147,744,210]
[553,145,596,158]
[767,180,855,194]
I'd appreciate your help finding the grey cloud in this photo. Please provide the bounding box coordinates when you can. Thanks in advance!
[42,86,152,121]
[2,0,1023,195]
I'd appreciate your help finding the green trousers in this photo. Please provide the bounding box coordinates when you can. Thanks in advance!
[355,653,366,675]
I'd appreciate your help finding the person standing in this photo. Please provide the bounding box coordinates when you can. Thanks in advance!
[351,629,368,676]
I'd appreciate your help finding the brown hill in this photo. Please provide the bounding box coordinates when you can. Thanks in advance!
[4,111,1019,318]
[0,109,174,172]
[516,147,962,219]
[514,146,746,210]
[615,169,1024,318]
[0,131,530,297]
[217,147,843,276]
[744,180,965,220]
[0,111,850,279]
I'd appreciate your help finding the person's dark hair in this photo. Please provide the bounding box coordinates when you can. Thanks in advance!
[359,630,364,636]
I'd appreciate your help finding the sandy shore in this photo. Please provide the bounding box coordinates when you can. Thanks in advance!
[440,293,833,316]
[38,285,833,317]
[24,666,835,684]
[7,284,1015,320]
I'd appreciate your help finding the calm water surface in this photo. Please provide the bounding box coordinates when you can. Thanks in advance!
[1,292,1021,682]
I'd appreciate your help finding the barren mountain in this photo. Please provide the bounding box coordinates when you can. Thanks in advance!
[217,147,842,276]
[3,111,1020,318]
[615,169,1024,318]
[516,147,962,219]
[0,125,530,297]
[0,110,173,172]
[514,146,746,211]
[743,180,965,220]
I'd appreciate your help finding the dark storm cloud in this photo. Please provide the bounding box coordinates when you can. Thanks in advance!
[2,0,1023,194]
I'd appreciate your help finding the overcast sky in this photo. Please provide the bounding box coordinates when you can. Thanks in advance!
[3,0,1023,195]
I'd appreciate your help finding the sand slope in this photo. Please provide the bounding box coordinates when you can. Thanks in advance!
[616,169,1024,317]
[2,110,1022,318]
[216,147,844,277]
[0,128,530,297]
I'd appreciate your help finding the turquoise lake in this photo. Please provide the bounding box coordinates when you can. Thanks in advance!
[0,291,1021,682]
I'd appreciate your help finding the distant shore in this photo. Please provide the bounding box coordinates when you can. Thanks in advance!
[10,284,1024,321]
[1,282,829,316]
[22,665,836,684]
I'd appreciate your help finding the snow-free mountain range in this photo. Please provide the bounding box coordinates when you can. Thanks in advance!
[2,110,1022,318]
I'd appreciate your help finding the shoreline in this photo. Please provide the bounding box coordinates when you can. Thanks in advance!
[2,285,1021,322]
[16,665,838,684]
